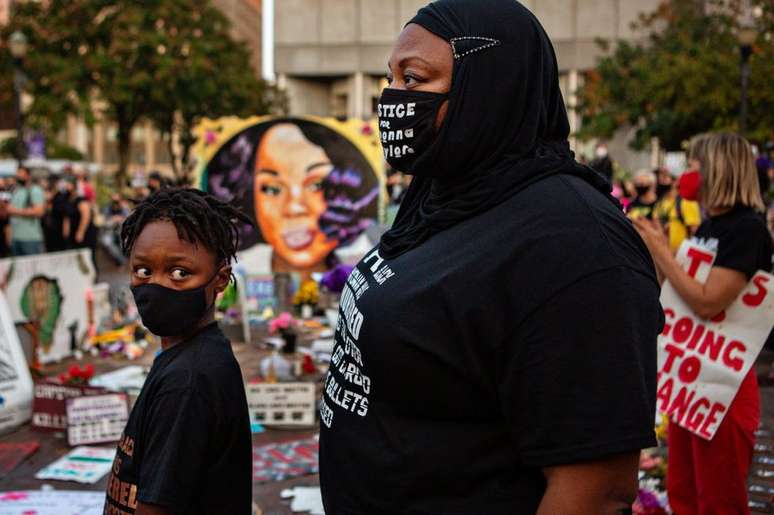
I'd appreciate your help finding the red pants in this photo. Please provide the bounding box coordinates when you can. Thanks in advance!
[667,371,760,515]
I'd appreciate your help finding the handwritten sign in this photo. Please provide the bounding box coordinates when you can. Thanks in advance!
[246,382,316,426]
[657,241,774,440]
[35,446,115,484]
[0,490,106,515]
[31,382,104,432]
[0,292,33,433]
[66,393,129,446]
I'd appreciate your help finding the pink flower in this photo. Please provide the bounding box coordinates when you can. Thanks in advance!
[269,312,295,334]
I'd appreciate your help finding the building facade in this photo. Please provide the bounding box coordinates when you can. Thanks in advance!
[274,0,663,167]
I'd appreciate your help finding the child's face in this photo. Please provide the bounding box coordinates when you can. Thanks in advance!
[129,220,229,296]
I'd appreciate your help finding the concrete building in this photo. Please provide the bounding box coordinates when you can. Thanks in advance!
[274,0,663,167]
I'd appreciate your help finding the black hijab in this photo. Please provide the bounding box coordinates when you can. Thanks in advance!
[379,0,614,259]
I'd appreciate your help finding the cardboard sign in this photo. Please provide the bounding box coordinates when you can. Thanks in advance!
[0,441,39,479]
[31,382,104,432]
[246,382,316,426]
[0,292,34,433]
[66,393,129,446]
[657,241,774,440]
[0,490,106,515]
[0,249,96,364]
[35,446,115,484]
[253,437,319,483]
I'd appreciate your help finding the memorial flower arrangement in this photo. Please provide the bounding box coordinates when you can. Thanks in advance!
[58,364,95,385]
[269,312,299,337]
[293,280,320,307]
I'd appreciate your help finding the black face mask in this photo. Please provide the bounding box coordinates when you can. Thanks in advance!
[635,185,651,196]
[377,88,448,175]
[656,183,672,197]
[131,274,219,337]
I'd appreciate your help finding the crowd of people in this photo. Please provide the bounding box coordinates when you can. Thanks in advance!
[0,166,175,273]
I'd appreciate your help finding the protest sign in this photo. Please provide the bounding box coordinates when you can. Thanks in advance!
[31,381,104,432]
[246,382,316,426]
[0,490,106,515]
[0,249,96,364]
[237,273,276,343]
[0,291,33,433]
[253,437,319,483]
[35,446,115,484]
[0,441,39,479]
[66,393,129,446]
[657,241,774,440]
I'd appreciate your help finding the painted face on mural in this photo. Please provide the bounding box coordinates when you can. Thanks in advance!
[253,123,339,269]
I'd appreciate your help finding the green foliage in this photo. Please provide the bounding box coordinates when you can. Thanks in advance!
[5,0,284,181]
[577,0,774,151]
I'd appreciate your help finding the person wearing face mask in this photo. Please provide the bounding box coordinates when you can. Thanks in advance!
[318,1,663,514]
[589,143,614,183]
[105,188,253,515]
[626,169,659,220]
[635,132,771,515]
[653,169,703,253]
[7,166,46,256]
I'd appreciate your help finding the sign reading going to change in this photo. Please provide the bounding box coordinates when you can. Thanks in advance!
[657,241,774,440]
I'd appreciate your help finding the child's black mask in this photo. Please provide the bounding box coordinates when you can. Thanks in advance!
[131,274,218,337]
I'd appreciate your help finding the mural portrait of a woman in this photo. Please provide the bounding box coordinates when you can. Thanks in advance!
[204,118,381,279]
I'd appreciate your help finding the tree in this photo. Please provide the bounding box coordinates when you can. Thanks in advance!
[6,0,284,183]
[145,0,286,180]
[577,0,774,151]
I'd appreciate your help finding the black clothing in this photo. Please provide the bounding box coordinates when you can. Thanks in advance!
[44,191,70,252]
[626,197,658,220]
[379,0,613,259]
[104,323,252,515]
[589,155,614,182]
[320,174,662,515]
[692,206,773,277]
[65,196,97,250]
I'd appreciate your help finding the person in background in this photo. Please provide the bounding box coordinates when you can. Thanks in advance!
[655,167,673,201]
[0,178,12,258]
[147,171,166,194]
[634,132,771,515]
[74,167,96,203]
[42,174,70,253]
[626,169,659,220]
[654,170,702,253]
[62,176,98,268]
[8,166,46,256]
[100,193,130,266]
[589,142,614,182]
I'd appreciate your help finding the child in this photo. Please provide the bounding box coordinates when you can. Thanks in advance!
[104,188,253,515]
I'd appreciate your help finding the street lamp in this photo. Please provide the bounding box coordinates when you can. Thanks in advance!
[737,17,757,136]
[9,30,28,166]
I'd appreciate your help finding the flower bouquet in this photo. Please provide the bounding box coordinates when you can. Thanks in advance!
[293,280,319,318]
[269,312,299,354]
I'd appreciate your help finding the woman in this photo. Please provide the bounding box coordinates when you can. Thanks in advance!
[318,1,663,514]
[206,119,379,278]
[62,176,97,267]
[635,132,772,515]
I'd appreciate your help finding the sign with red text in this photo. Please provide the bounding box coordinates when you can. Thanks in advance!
[31,382,104,432]
[657,241,774,440]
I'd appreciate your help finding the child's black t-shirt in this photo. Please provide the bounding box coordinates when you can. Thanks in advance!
[104,323,252,515]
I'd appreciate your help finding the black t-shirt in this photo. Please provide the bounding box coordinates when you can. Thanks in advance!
[66,196,97,248]
[104,323,252,515]
[319,174,663,515]
[692,205,773,277]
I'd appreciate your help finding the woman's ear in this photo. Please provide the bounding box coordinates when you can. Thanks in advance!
[214,266,232,294]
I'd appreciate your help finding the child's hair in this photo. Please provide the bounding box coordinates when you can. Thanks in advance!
[688,132,764,212]
[120,188,253,267]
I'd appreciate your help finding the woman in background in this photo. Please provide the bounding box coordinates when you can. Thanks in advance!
[635,132,771,515]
